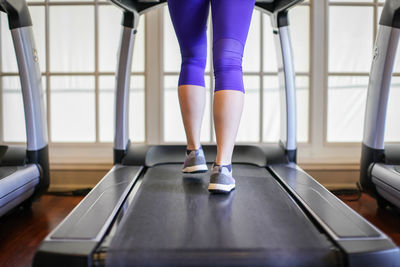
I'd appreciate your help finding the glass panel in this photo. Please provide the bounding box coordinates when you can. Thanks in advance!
[377,6,400,74]
[2,77,26,142]
[262,14,278,72]
[164,75,211,142]
[99,7,145,73]
[132,15,145,73]
[290,6,310,73]
[99,75,145,142]
[263,7,310,73]
[263,75,309,143]
[263,76,279,142]
[164,7,183,73]
[329,6,373,72]
[1,13,18,72]
[376,6,382,39]
[327,76,369,142]
[2,76,47,142]
[202,81,211,142]
[1,7,45,73]
[296,76,309,142]
[164,6,211,73]
[243,10,260,72]
[98,6,122,73]
[30,6,46,72]
[385,77,400,142]
[129,76,146,142]
[49,6,95,72]
[237,76,260,142]
[51,76,95,142]
[164,75,185,142]
[99,76,114,142]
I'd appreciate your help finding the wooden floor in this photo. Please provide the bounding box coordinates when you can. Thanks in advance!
[0,195,83,267]
[0,193,399,267]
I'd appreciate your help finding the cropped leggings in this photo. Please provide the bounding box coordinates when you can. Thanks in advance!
[167,0,255,93]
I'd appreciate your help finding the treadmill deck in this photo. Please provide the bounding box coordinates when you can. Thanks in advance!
[106,164,341,266]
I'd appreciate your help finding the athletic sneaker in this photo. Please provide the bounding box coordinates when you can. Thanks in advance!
[208,164,236,193]
[182,147,208,173]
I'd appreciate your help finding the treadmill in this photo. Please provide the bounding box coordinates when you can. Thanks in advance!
[0,0,49,217]
[34,1,400,266]
[360,0,400,209]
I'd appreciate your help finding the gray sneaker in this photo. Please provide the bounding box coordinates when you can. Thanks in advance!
[208,164,235,193]
[182,147,208,173]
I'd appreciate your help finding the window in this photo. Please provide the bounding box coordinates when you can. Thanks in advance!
[5,0,399,164]
[163,3,311,143]
[0,0,146,145]
[327,0,400,142]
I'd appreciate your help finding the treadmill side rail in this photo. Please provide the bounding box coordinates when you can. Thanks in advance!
[0,164,40,217]
[371,163,400,208]
[33,165,143,267]
[270,164,400,266]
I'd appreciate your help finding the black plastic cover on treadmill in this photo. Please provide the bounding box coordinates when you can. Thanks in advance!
[51,165,142,240]
[106,164,342,266]
[122,144,290,167]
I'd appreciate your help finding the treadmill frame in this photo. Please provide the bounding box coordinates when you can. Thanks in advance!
[0,0,49,216]
[360,0,400,208]
[34,1,400,266]
[113,0,299,164]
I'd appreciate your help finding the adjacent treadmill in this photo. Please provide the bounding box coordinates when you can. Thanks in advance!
[0,0,49,217]
[34,1,400,266]
[360,0,400,209]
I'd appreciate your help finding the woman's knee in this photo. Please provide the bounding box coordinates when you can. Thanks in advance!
[179,44,207,87]
[213,38,245,93]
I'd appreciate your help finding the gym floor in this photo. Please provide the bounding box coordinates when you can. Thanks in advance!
[0,193,399,267]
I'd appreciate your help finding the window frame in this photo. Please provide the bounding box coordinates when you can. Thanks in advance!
[2,0,395,165]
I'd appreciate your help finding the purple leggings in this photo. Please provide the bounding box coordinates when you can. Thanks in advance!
[167,0,255,93]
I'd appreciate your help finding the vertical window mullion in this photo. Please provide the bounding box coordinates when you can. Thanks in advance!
[259,11,264,143]
[0,14,3,143]
[94,0,100,143]
[158,9,164,144]
[45,0,51,144]
[209,12,214,143]
[311,0,327,152]
[145,9,162,144]
[373,0,378,42]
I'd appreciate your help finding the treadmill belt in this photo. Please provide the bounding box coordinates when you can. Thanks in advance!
[106,164,341,266]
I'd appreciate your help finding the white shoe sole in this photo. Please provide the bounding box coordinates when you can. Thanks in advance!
[208,183,235,193]
[182,164,208,173]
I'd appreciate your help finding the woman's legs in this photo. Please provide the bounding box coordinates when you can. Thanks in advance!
[213,91,244,165]
[211,0,255,166]
[178,85,206,150]
[168,0,255,183]
[167,0,209,151]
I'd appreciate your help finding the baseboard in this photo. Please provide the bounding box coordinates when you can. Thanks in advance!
[49,165,109,192]
[47,163,360,192]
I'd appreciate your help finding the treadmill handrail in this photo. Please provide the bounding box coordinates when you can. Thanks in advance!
[112,0,301,162]
[0,0,49,195]
[0,0,32,29]
[380,0,400,29]
[360,0,400,200]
